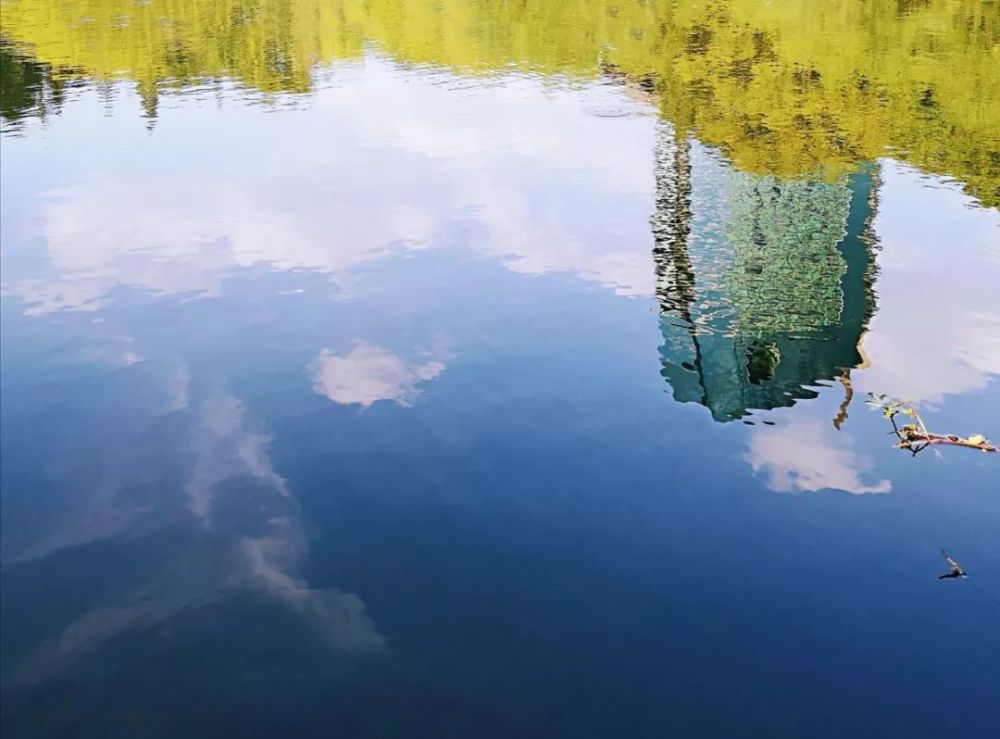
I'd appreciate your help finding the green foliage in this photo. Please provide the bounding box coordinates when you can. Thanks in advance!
[1,0,997,204]
[866,393,915,419]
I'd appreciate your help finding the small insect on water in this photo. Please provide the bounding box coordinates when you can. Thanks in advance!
[938,549,968,580]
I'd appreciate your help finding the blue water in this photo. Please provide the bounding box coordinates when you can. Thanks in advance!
[2,40,999,739]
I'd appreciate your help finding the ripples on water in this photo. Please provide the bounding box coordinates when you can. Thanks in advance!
[1,2,999,738]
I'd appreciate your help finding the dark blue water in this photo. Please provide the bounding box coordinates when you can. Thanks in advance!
[2,22,1000,739]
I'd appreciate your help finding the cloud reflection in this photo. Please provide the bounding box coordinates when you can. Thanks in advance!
[746,420,891,495]
[184,391,384,653]
[186,392,291,519]
[855,161,1000,403]
[2,57,657,316]
[8,386,384,684]
[312,342,446,407]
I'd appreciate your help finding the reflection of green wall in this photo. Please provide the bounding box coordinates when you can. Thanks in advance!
[725,175,850,335]
[654,122,877,422]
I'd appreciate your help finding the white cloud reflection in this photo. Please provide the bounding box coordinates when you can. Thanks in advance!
[854,161,1000,403]
[2,55,656,316]
[746,420,892,495]
[8,387,384,684]
[185,393,292,520]
[186,391,383,653]
[311,342,446,407]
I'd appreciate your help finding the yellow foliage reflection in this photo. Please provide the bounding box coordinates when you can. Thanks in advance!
[2,0,997,204]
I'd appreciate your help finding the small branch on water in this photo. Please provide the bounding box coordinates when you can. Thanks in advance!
[867,394,997,456]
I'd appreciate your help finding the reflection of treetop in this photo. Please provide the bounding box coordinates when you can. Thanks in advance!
[1,0,997,205]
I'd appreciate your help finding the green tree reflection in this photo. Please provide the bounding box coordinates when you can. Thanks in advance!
[2,0,996,204]
[0,39,80,128]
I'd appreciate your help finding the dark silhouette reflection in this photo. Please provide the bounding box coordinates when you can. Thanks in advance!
[0,39,81,129]
[652,120,879,422]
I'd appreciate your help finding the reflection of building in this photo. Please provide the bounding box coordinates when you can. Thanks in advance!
[652,121,878,422]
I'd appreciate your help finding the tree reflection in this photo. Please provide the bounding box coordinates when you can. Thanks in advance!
[0,0,996,204]
[0,39,82,129]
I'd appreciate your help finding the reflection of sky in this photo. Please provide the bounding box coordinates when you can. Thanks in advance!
[6,382,384,685]
[2,53,1000,737]
[2,56,999,504]
[312,342,447,407]
[855,161,1000,403]
[2,56,657,315]
[746,419,891,495]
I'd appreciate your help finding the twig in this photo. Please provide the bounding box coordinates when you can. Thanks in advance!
[868,394,997,455]
[897,427,997,453]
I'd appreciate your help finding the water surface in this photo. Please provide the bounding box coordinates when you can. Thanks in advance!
[2,2,999,737]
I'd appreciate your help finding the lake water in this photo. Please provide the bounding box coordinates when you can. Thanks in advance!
[1,2,999,737]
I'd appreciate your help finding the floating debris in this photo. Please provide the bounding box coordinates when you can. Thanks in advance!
[938,549,968,580]
[866,394,997,455]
